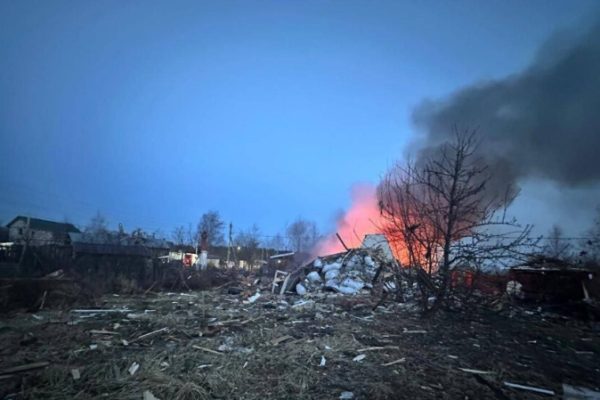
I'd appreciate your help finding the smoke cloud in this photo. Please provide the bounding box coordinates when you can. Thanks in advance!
[412,19,600,190]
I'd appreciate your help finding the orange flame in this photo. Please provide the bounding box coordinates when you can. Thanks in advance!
[315,183,414,264]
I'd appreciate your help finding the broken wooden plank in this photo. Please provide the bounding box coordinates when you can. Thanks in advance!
[459,368,494,375]
[89,329,119,335]
[39,290,47,310]
[71,309,132,314]
[382,358,406,366]
[192,345,224,355]
[336,232,350,251]
[402,328,427,334]
[129,327,168,343]
[357,346,400,352]
[0,361,50,375]
[503,382,555,396]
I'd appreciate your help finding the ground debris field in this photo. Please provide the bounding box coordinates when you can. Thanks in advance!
[1,290,599,400]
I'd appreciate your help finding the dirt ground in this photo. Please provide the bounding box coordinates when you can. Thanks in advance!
[1,288,599,400]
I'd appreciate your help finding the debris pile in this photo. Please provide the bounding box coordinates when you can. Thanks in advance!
[299,252,377,295]
[287,248,393,296]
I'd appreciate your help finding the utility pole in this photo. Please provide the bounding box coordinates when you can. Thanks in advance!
[226,223,237,267]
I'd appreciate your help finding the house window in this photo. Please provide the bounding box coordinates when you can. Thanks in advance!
[18,228,23,235]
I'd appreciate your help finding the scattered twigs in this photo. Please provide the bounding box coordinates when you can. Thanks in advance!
[39,290,47,310]
[129,327,168,343]
[192,345,223,355]
[356,346,400,352]
[382,358,406,366]
[143,281,157,295]
[0,361,50,375]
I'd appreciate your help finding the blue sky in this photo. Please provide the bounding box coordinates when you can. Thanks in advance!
[1,0,598,238]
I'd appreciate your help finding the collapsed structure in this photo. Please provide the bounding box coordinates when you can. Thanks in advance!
[273,234,399,297]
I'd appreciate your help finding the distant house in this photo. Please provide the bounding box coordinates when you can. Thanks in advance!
[6,216,80,246]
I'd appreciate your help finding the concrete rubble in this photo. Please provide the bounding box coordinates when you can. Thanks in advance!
[281,248,398,297]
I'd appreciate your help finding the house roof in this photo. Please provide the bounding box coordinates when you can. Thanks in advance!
[6,216,80,234]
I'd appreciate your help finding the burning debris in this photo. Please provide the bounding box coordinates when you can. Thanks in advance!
[276,233,401,299]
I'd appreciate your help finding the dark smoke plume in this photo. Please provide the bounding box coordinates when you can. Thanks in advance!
[412,19,600,191]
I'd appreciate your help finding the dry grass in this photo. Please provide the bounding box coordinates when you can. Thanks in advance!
[1,289,599,399]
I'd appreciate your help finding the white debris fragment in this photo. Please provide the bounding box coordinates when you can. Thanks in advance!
[218,344,233,352]
[340,278,364,292]
[314,258,323,268]
[128,362,140,376]
[296,283,307,295]
[325,269,340,281]
[89,344,98,350]
[322,262,342,274]
[339,391,354,399]
[506,281,524,299]
[319,356,326,367]
[71,368,80,380]
[245,291,261,304]
[353,354,366,362]
[307,271,322,283]
[143,390,160,400]
[292,300,315,311]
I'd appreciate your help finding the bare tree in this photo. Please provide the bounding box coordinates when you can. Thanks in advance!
[378,128,534,312]
[186,223,197,247]
[84,212,111,242]
[286,218,320,253]
[235,224,262,267]
[171,225,187,247]
[268,233,287,251]
[198,211,225,247]
[544,225,572,260]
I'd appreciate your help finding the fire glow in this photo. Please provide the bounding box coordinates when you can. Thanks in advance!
[313,184,406,263]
